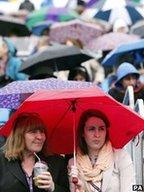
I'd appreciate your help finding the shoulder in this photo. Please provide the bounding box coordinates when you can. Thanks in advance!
[108,87,119,94]
[46,155,66,166]
[0,151,5,158]
[113,148,131,160]
[113,148,133,169]
[8,57,22,65]
[0,151,7,166]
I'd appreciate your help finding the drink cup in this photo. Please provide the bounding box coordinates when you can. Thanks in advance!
[33,161,48,187]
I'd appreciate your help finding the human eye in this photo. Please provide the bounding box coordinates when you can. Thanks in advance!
[88,126,95,131]
[99,126,106,131]
[29,130,37,134]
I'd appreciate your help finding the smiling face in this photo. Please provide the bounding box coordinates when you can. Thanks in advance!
[24,128,46,154]
[83,116,107,154]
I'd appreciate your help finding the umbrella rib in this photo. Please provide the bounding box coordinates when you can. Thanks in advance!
[50,101,73,138]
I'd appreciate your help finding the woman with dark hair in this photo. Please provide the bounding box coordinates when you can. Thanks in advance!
[0,112,69,192]
[68,66,90,82]
[68,109,135,192]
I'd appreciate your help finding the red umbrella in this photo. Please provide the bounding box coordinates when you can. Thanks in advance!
[0,87,144,154]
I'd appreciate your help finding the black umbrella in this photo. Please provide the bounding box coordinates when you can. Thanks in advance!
[20,44,95,76]
[0,15,30,36]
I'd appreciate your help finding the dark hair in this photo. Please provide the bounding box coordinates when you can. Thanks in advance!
[77,109,110,155]
[68,66,90,82]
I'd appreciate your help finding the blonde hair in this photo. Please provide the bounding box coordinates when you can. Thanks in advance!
[4,112,48,161]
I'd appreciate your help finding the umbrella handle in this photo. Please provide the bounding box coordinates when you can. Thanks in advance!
[72,101,78,191]
[72,109,76,166]
[72,177,78,184]
[72,177,78,192]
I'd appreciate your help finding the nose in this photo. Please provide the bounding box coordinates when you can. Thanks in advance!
[94,129,100,138]
[35,131,44,139]
[129,78,136,86]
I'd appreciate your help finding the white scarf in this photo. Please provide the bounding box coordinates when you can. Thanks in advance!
[76,141,113,191]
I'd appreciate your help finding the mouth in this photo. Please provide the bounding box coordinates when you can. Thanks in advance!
[93,140,100,144]
[34,142,44,145]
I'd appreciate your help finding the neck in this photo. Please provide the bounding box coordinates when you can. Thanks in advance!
[88,148,99,158]
[22,151,35,162]
[88,151,98,167]
[88,153,98,160]
[21,152,36,177]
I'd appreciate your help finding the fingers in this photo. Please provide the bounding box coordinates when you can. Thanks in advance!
[69,166,84,189]
[34,171,55,191]
[70,165,78,177]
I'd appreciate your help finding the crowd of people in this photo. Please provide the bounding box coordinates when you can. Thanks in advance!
[0,0,144,191]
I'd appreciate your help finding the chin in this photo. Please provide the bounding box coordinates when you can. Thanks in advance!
[32,148,43,153]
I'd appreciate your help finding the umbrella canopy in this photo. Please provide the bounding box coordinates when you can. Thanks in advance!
[8,36,39,58]
[31,20,54,36]
[85,32,140,51]
[86,0,100,8]
[49,19,104,46]
[0,87,144,154]
[94,5,143,25]
[130,20,144,38]
[86,0,126,9]
[102,39,144,66]
[26,7,79,30]
[126,0,142,7]
[20,44,95,75]
[0,15,30,36]
[80,8,98,20]
[0,78,97,109]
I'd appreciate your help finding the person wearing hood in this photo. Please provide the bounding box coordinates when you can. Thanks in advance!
[0,37,27,87]
[108,62,144,103]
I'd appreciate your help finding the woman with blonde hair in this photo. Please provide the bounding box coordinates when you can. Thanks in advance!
[0,112,69,192]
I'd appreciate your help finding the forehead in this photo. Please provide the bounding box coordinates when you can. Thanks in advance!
[85,116,106,126]
[123,74,137,80]
[25,120,46,132]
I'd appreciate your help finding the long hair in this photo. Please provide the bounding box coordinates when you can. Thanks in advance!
[77,109,110,155]
[4,112,48,161]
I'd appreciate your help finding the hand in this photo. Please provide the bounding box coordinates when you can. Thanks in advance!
[33,171,55,191]
[69,165,83,191]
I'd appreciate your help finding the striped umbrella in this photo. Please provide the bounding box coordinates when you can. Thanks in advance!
[94,5,143,25]
[26,7,79,30]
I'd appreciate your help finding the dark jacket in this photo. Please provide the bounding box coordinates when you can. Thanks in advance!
[108,84,144,103]
[0,152,69,192]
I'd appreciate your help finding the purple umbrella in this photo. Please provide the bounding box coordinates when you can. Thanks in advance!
[49,19,104,46]
[85,32,140,51]
[86,0,99,7]
[0,78,97,109]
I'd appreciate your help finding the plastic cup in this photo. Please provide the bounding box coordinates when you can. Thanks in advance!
[33,161,48,187]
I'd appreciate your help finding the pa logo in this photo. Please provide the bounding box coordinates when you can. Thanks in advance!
[132,185,143,191]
